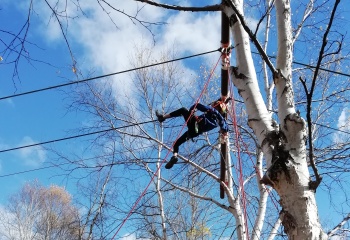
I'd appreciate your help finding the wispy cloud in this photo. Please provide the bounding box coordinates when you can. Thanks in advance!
[15,136,47,166]
[161,11,221,55]
[0,98,15,107]
[334,107,350,142]
[337,108,350,130]
[69,3,220,100]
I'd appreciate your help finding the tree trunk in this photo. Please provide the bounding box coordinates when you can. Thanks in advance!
[224,0,327,238]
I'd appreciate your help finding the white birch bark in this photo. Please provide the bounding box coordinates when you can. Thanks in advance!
[274,1,327,239]
[251,151,268,240]
[263,0,274,112]
[226,188,247,240]
[157,139,167,239]
[225,140,247,240]
[267,218,282,240]
[224,0,327,238]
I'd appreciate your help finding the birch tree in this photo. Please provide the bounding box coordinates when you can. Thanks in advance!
[227,0,326,238]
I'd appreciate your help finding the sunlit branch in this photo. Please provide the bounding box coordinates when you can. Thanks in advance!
[328,213,350,237]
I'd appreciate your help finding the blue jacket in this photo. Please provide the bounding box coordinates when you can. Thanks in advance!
[190,103,228,133]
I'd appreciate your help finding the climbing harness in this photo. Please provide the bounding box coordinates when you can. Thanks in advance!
[219,45,233,70]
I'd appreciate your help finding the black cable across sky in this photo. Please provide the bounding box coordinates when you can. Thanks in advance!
[1,49,349,101]
[251,51,350,78]
[0,120,155,153]
[1,119,349,155]
[0,49,219,101]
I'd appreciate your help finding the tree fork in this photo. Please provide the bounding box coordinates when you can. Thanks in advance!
[259,130,292,186]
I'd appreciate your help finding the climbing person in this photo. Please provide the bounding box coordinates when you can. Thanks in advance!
[156,98,230,169]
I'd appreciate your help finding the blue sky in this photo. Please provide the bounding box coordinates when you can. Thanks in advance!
[1,0,350,238]
[0,0,226,201]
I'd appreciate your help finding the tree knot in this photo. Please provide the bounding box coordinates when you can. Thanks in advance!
[280,209,297,235]
[308,176,323,192]
[261,130,293,184]
[230,66,248,80]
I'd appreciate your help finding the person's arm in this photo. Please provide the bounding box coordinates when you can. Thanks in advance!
[192,103,211,112]
[213,109,229,133]
[195,103,229,132]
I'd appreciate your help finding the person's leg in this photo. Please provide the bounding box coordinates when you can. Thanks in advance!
[169,107,191,121]
[165,130,202,169]
[170,107,198,134]
[173,132,188,154]
[156,107,190,123]
[165,131,188,169]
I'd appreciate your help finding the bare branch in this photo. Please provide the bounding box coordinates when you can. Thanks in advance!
[293,0,315,43]
[311,0,341,96]
[328,213,350,237]
[1,0,33,84]
[253,0,275,38]
[100,0,167,43]
[43,0,77,73]
[134,0,223,12]
[305,0,341,190]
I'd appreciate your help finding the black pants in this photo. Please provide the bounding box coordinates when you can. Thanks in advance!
[169,108,201,154]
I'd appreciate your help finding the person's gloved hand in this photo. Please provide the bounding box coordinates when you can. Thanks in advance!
[219,129,228,143]
[155,110,165,123]
[221,124,229,133]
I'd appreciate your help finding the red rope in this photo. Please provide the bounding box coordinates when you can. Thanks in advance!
[228,86,250,240]
[228,81,280,210]
[227,80,280,239]
[237,131,280,210]
[110,54,222,239]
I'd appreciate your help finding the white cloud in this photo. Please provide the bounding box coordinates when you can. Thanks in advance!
[15,136,46,166]
[67,1,165,102]
[334,107,350,142]
[58,3,220,104]
[337,108,350,130]
[32,1,220,73]
[161,11,221,55]
[0,137,45,167]
[24,2,224,107]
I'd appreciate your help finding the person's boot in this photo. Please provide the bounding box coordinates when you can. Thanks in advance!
[155,110,166,123]
[165,156,178,169]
